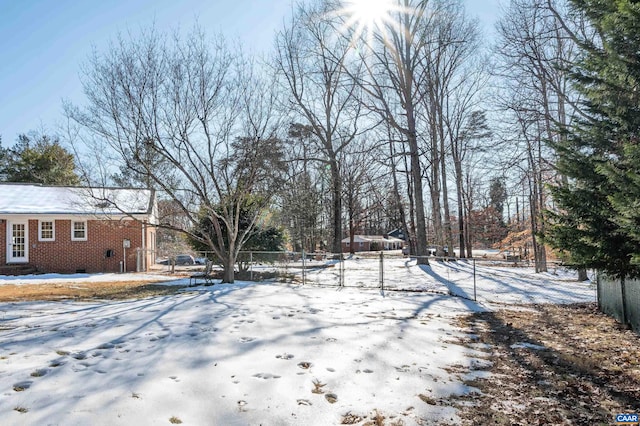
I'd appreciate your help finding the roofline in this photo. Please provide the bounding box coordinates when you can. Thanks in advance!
[0,182,154,191]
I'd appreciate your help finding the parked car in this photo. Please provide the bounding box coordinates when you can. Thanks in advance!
[175,254,195,265]
[194,257,208,265]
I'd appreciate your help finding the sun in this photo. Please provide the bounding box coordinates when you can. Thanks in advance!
[343,0,396,30]
[332,0,409,49]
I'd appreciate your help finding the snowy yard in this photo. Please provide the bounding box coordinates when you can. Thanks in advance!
[0,258,595,425]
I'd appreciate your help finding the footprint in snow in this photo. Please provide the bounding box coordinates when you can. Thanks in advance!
[30,369,48,378]
[297,362,312,369]
[13,381,32,392]
[276,353,294,360]
[252,373,282,380]
[325,393,338,403]
[239,337,255,343]
[97,343,115,350]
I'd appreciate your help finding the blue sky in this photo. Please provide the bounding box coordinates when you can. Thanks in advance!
[0,0,501,146]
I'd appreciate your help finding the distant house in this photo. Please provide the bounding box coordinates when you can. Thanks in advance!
[341,235,404,253]
[0,183,157,275]
[387,228,407,241]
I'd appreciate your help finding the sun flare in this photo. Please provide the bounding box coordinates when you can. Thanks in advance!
[334,0,409,48]
[344,0,395,29]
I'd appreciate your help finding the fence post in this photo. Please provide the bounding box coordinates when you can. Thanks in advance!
[250,251,253,281]
[340,252,344,287]
[379,251,384,290]
[621,275,628,326]
[596,271,601,308]
[473,258,477,301]
[302,250,306,285]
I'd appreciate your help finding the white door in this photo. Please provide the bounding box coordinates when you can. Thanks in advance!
[8,221,28,263]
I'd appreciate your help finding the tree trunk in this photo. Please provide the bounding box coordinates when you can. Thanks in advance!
[222,255,236,283]
[407,126,429,265]
[403,147,418,256]
[439,127,454,257]
[349,216,356,255]
[389,136,410,255]
[464,172,474,258]
[577,268,588,281]
[330,158,342,254]
[430,133,444,256]
[454,158,466,258]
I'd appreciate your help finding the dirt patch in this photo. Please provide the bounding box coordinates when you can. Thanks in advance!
[0,280,186,302]
[448,303,640,425]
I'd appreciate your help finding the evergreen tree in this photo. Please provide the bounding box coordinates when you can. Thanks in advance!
[489,177,508,226]
[547,0,640,278]
[0,133,80,185]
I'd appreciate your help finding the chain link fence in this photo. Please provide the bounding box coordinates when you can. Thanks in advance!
[151,249,585,305]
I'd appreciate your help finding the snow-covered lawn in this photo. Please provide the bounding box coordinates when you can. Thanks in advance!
[0,258,595,425]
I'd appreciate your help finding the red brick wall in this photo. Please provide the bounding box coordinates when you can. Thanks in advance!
[341,241,371,253]
[4,219,146,274]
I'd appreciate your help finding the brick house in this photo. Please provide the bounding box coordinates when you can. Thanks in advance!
[0,183,157,274]
[341,235,404,253]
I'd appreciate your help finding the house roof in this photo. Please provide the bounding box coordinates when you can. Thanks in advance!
[0,183,155,216]
[341,235,405,244]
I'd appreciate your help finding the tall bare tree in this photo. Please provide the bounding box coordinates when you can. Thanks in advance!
[275,2,365,254]
[66,27,285,282]
[414,0,483,257]
[494,0,580,272]
[338,0,443,263]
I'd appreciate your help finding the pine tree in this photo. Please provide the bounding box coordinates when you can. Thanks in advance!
[547,0,640,278]
[0,133,80,185]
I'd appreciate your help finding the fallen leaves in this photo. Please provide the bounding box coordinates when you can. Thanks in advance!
[448,303,640,425]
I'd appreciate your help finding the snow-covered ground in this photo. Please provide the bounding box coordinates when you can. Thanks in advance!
[0,258,595,425]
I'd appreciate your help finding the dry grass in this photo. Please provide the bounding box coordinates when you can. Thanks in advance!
[418,394,437,405]
[0,280,184,302]
[448,303,640,425]
[311,379,326,394]
[168,416,182,424]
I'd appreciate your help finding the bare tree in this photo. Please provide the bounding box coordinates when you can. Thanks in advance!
[494,0,580,272]
[414,0,483,257]
[275,2,365,254]
[337,0,444,263]
[279,123,324,252]
[66,27,285,282]
[341,138,387,254]
[451,110,492,257]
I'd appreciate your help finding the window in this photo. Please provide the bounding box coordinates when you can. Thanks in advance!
[39,220,55,241]
[71,220,87,241]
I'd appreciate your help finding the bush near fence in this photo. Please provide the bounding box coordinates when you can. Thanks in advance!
[597,274,640,333]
